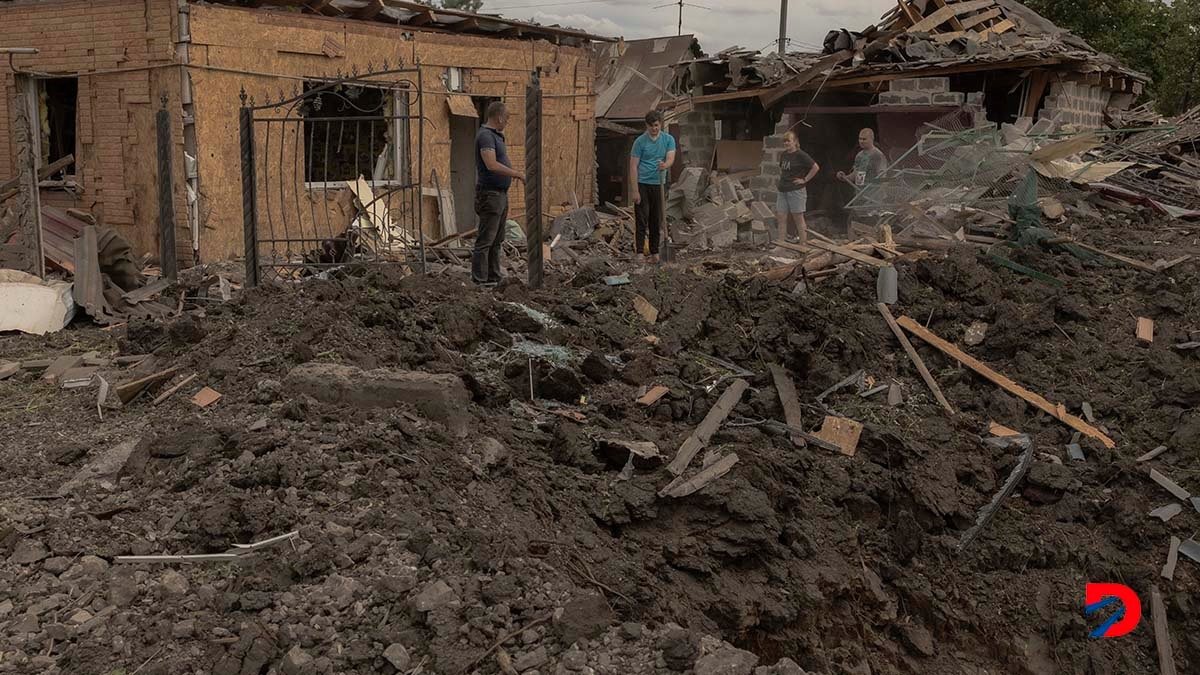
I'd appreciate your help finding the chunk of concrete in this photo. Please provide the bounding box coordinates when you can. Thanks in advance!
[695,645,759,675]
[410,579,457,612]
[284,364,470,434]
[0,270,76,335]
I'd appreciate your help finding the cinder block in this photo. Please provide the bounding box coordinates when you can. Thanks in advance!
[966,91,985,106]
[879,92,907,105]
[932,92,965,105]
[750,201,774,220]
[916,77,950,93]
[763,135,786,150]
[888,78,921,92]
[761,163,781,177]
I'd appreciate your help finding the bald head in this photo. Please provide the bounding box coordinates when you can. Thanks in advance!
[858,128,876,150]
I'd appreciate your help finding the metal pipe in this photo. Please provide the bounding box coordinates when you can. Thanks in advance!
[778,0,788,54]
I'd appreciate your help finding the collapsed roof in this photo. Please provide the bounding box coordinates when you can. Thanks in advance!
[666,0,1148,108]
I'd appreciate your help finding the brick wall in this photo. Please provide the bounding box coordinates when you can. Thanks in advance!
[0,0,181,259]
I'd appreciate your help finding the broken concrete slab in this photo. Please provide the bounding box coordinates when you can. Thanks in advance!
[410,579,458,612]
[0,269,76,335]
[285,363,470,434]
[58,437,142,495]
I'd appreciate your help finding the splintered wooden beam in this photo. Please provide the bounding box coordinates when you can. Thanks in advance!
[1151,587,1177,675]
[906,0,994,33]
[667,379,749,476]
[805,239,889,268]
[896,316,1116,448]
[877,304,955,415]
[408,8,435,25]
[768,364,806,447]
[930,0,966,31]
[960,7,1002,29]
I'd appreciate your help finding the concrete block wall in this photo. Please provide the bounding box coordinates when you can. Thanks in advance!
[676,106,717,170]
[878,77,949,105]
[1039,81,1112,129]
[748,116,789,226]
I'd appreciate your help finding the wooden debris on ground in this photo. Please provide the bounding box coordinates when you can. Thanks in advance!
[0,361,19,380]
[1162,537,1181,580]
[1151,586,1177,675]
[1149,468,1191,501]
[813,416,864,457]
[768,364,806,447]
[666,378,748,476]
[1138,446,1170,462]
[115,366,180,405]
[877,304,955,415]
[152,373,199,406]
[42,355,84,383]
[632,294,659,324]
[637,385,670,406]
[896,315,1115,448]
[659,453,740,498]
[988,421,1022,437]
[191,387,223,408]
[1137,317,1155,344]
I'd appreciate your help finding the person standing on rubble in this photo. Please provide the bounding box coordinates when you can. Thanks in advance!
[472,101,525,287]
[837,128,887,191]
[776,130,820,244]
[629,110,676,264]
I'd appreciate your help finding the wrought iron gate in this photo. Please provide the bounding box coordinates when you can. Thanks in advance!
[239,66,424,285]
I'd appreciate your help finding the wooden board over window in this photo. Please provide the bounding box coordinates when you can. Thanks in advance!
[447,94,478,118]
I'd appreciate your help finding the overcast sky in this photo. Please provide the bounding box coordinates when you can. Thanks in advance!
[481,0,888,53]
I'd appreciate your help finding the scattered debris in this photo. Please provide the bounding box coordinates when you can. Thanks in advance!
[1138,446,1170,462]
[959,433,1036,550]
[152,373,199,406]
[594,438,663,470]
[1066,443,1085,462]
[603,274,630,286]
[964,321,989,347]
[1150,587,1177,675]
[1163,537,1181,581]
[666,379,748,476]
[812,416,864,457]
[637,385,670,406]
[659,453,740,498]
[632,295,658,324]
[878,305,955,415]
[1149,468,1191,501]
[115,365,181,405]
[115,531,298,564]
[191,386,222,408]
[768,364,806,448]
[1179,539,1200,566]
[897,315,1115,448]
[1137,317,1155,345]
[1150,504,1183,522]
[989,422,1022,438]
[0,269,76,335]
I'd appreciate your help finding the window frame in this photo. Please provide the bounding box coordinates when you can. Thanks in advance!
[301,82,410,190]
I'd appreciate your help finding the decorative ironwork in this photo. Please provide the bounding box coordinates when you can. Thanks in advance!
[238,67,425,285]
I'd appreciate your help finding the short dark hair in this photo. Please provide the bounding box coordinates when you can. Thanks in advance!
[644,110,663,126]
[486,101,507,121]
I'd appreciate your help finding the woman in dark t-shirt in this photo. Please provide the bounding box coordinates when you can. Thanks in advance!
[776,131,820,244]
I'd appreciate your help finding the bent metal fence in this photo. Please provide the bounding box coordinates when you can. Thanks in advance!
[239,66,425,286]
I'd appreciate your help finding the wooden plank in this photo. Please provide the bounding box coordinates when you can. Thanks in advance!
[806,239,889,268]
[191,387,223,408]
[660,453,740,498]
[1023,70,1051,118]
[638,385,670,406]
[667,379,749,476]
[42,355,84,383]
[988,421,1021,437]
[896,0,922,27]
[931,0,966,31]
[152,373,198,406]
[1072,242,1159,273]
[813,416,863,457]
[0,154,74,201]
[896,316,1116,448]
[877,304,956,415]
[1151,587,1177,675]
[960,6,1002,29]
[633,295,659,324]
[115,366,180,405]
[768,364,806,447]
[980,18,1015,35]
[1138,317,1155,345]
[1162,537,1181,580]
[907,0,995,33]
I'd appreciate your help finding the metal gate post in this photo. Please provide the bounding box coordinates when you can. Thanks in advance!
[525,69,543,289]
[239,96,260,287]
[156,95,179,280]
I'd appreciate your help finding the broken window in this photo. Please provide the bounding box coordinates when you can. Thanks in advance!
[37,78,77,178]
[301,82,410,186]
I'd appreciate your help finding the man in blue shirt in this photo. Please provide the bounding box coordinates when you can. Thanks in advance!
[629,110,676,263]
[473,101,525,287]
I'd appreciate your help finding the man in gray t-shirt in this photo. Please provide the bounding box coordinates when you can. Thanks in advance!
[837,128,886,189]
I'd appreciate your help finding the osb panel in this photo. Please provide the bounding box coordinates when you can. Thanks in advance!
[0,0,178,259]
[187,4,595,259]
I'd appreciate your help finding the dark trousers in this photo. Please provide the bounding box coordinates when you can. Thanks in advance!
[635,183,663,255]
[472,189,508,284]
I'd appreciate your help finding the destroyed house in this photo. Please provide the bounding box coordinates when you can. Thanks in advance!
[654,0,1146,218]
[0,0,607,274]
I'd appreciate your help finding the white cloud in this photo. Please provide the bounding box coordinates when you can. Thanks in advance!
[487,0,889,54]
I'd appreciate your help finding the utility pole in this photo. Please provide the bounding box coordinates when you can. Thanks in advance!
[677,0,683,35]
[778,0,788,54]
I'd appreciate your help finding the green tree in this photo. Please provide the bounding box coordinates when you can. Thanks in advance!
[1155,0,1200,114]
[440,0,484,12]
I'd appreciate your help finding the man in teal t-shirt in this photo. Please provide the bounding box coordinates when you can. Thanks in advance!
[628,110,676,263]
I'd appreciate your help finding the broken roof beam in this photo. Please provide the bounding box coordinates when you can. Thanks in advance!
[930,0,967,32]
[353,0,385,20]
[451,17,481,32]
[761,48,856,108]
[407,8,435,25]
[959,6,1002,29]
[906,0,995,34]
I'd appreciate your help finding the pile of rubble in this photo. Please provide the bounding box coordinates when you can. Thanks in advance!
[667,168,774,249]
